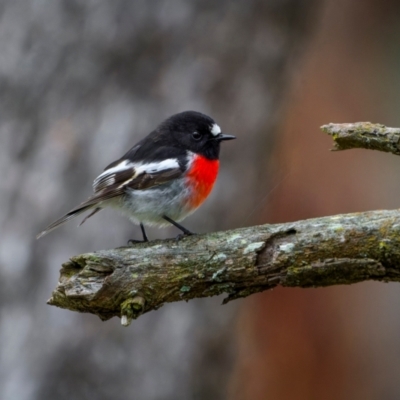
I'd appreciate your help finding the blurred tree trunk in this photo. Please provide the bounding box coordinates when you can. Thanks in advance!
[0,2,319,400]
[230,0,400,399]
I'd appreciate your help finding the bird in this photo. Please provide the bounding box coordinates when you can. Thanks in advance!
[37,111,235,241]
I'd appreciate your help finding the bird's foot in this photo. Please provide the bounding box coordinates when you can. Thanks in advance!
[127,239,148,246]
[175,231,195,241]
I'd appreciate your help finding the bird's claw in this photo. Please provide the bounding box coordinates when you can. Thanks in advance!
[127,239,148,245]
[175,232,194,241]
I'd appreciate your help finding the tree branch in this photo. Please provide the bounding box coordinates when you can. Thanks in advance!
[49,122,400,325]
[321,122,400,155]
[49,210,400,325]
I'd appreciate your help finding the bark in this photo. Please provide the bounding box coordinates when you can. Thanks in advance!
[49,209,400,326]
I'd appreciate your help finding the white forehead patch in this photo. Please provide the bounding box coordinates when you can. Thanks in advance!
[211,123,221,136]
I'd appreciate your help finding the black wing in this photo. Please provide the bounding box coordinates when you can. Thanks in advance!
[37,148,186,238]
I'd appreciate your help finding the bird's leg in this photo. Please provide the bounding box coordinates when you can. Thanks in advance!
[127,223,149,245]
[163,215,194,237]
[140,223,149,242]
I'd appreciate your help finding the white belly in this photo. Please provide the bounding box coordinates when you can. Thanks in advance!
[112,178,195,226]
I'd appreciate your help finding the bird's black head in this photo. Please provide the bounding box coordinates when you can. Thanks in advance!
[158,111,235,160]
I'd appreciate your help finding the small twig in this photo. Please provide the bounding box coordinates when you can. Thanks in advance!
[321,122,400,155]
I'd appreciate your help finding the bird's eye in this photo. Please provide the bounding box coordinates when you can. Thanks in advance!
[191,131,202,141]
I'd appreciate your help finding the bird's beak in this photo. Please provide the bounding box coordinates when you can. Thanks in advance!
[216,133,236,141]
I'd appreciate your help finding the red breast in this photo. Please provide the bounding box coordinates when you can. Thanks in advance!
[185,154,219,209]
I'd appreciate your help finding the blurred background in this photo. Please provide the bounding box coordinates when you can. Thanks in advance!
[1,0,400,399]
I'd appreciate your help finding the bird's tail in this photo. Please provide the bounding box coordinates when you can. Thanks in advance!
[36,205,101,239]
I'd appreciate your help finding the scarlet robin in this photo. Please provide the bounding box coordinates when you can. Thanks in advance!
[37,111,235,241]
